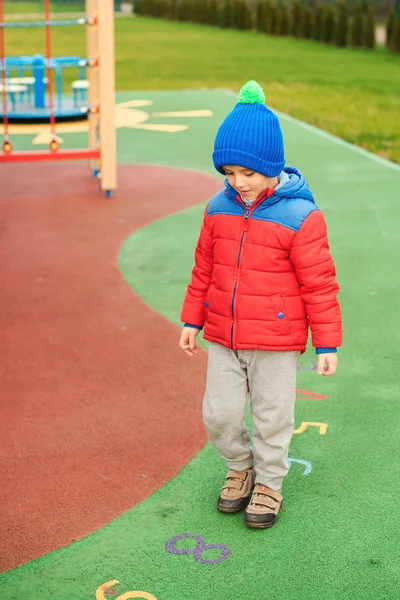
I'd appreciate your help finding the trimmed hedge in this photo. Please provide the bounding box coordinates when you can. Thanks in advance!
[278,2,290,35]
[335,0,348,46]
[351,0,364,47]
[269,2,279,34]
[230,0,253,29]
[390,18,400,53]
[256,0,268,32]
[313,2,325,41]
[134,0,398,54]
[301,4,314,39]
[364,4,376,49]
[291,0,302,36]
[323,5,336,43]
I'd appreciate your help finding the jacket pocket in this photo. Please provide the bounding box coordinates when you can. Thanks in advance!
[272,294,291,335]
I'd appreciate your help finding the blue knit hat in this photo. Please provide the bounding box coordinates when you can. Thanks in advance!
[212,81,285,178]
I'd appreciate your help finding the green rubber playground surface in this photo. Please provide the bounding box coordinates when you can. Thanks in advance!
[1,90,400,599]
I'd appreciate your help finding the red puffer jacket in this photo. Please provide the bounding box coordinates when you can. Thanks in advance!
[181,168,342,353]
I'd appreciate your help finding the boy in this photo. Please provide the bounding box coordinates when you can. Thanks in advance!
[179,81,342,529]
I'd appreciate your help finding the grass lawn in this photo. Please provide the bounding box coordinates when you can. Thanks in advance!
[3,2,84,13]
[3,15,400,163]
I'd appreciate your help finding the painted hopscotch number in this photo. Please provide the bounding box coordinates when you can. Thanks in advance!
[293,422,328,435]
[296,388,328,401]
[287,458,312,475]
[166,533,230,565]
[96,580,156,600]
[297,361,318,372]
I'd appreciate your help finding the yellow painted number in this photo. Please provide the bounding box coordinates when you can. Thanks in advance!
[293,421,328,435]
[96,580,157,600]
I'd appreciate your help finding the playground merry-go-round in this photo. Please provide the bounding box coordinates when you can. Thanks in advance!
[1,53,94,123]
[0,0,116,196]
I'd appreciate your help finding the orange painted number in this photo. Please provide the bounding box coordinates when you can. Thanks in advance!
[296,388,327,401]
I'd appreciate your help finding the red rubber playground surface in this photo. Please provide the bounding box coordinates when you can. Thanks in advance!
[0,162,221,572]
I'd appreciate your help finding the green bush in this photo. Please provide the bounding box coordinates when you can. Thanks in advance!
[175,0,191,21]
[256,0,269,32]
[269,2,278,33]
[164,0,175,19]
[154,0,163,17]
[278,1,290,35]
[135,0,153,15]
[220,0,231,27]
[301,3,314,38]
[134,0,144,15]
[323,5,335,43]
[227,0,237,27]
[351,0,364,47]
[203,0,220,24]
[231,0,253,29]
[290,0,302,36]
[313,2,325,41]
[153,0,167,17]
[335,0,348,47]
[364,4,376,49]
[189,0,202,22]
[390,18,400,53]
[386,13,395,47]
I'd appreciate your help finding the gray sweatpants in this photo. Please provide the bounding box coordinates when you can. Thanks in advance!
[203,342,300,491]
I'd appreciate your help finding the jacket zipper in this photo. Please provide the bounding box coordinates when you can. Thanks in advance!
[230,207,250,348]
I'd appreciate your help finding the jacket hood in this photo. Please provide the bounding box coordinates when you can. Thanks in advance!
[274,167,315,203]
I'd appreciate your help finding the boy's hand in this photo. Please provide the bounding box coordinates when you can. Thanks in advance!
[179,327,200,357]
[317,353,338,376]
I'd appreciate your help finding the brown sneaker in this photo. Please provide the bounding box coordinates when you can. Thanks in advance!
[244,483,283,528]
[217,468,254,513]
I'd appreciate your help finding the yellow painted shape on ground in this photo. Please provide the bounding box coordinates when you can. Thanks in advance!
[96,580,120,600]
[123,100,153,107]
[152,110,213,117]
[293,422,328,435]
[0,99,214,144]
[33,133,64,145]
[115,103,150,128]
[96,580,157,600]
[118,592,157,600]
[134,123,188,132]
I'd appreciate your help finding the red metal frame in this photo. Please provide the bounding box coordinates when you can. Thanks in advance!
[0,3,102,173]
[0,0,9,141]
[0,149,100,163]
[44,0,57,141]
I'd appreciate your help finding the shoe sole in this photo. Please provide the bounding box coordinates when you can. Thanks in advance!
[244,505,284,528]
[217,495,251,514]
[245,518,277,529]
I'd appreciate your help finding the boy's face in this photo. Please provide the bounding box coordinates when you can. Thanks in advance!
[223,165,276,200]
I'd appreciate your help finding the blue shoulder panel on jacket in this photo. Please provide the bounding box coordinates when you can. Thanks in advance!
[207,191,244,218]
[252,197,319,232]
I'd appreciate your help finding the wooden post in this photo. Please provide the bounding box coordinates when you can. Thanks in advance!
[97,0,117,194]
[85,0,99,171]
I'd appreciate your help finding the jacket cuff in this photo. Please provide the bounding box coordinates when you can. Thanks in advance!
[316,347,337,354]
[184,323,203,331]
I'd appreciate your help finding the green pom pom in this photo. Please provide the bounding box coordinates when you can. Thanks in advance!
[237,80,266,105]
